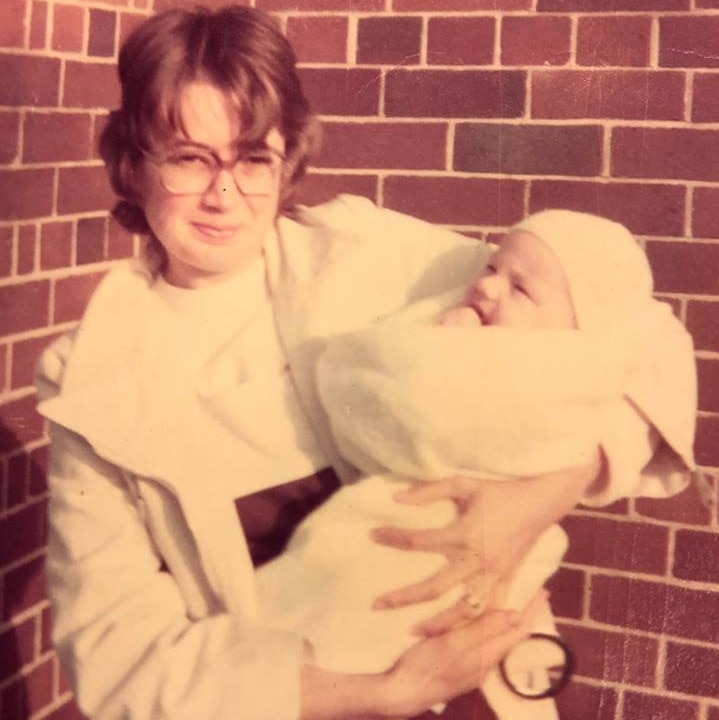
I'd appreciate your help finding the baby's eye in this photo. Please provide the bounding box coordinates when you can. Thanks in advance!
[514,283,530,297]
[483,263,497,275]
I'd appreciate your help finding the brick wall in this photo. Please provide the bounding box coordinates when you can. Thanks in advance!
[1,1,718,719]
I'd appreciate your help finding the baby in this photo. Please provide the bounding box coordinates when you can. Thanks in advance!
[256,210,696,720]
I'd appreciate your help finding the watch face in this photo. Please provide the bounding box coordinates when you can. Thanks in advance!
[499,633,576,700]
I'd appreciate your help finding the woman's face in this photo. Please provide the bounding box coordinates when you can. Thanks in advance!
[140,81,286,288]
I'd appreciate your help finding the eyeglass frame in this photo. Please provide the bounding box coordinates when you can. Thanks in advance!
[142,143,288,197]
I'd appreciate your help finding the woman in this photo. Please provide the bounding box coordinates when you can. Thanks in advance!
[36,6,693,720]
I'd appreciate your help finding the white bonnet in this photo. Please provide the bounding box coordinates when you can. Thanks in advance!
[510,209,653,332]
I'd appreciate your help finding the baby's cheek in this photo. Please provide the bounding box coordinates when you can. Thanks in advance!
[439,306,483,327]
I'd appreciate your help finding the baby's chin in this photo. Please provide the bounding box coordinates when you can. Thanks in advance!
[440,306,484,327]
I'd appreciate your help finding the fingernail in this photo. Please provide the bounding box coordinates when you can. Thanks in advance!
[372,598,390,610]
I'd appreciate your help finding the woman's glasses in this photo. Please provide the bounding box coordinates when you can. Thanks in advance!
[145,145,287,197]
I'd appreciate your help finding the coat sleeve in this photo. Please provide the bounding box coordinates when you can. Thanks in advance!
[39,341,304,720]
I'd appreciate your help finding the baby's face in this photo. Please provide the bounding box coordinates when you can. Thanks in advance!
[442,231,576,329]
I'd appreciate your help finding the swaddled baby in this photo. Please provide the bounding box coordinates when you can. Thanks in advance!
[256,210,696,720]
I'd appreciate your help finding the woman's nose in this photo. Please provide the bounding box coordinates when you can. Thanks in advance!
[202,168,246,210]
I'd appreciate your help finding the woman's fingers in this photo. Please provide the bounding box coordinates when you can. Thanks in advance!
[371,523,461,553]
[392,477,474,505]
[373,560,471,609]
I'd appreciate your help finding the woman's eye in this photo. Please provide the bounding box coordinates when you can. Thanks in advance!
[244,152,274,166]
[167,152,212,168]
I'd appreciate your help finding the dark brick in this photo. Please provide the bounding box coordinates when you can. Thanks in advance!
[673,528,719,583]
[76,216,107,265]
[665,642,719,697]
[29,0,47,50]
[660,16,719,68]
[621,690,698,720]
[63,61,120,110]
[692,73,719,123]
[53,271,105,324]
[40,220,74,271]
[11,334,59,391]
[297,174,377,207]
[427,17,494,66]
[0,168,54,221]
[0,55,60,106]
[454,123,601,176]
[530,180,685,237]
[23,111,92,163]
[57,166,115,215]
[577,16,651,67]
[357,16,421,66]
[557,623,658,686]
[0,281,50,336]
[298,68,381,116]
[538,0,688,9]
[316,122,446,170]
[694,187,719,237]
[88,9,116,57]
[0,619,35,683]
[385,69,525,118]
[501,15,571,66]
[533,70,684,121]
[3,556,47,622]
[395,0,529,8]
[695,415,719,467]
[0,111,20,164]
[612,128,719,182]
[383,175,525,226]
[645,240,719,295]
[546,566,584,620]
[0,500,47,567]
[256,0,384,9]
[590,574,719,644]
[635,478,712,526]
[17,225,36,275]
[561,514,668,575]
[687,300,719,353]
[555,680,617,720]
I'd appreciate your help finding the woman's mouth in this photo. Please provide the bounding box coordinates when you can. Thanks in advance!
[191,222,242,242]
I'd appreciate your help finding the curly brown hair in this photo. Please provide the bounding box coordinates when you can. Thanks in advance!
[100,5,319,246]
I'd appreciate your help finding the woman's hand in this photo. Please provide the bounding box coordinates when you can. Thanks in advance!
[300,591,546,720]
[371,452,604,636]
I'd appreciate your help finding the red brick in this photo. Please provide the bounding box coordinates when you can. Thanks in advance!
[694,187,719,238]
[614,127,719,182]
[0,0,26,48]
[384,176,524,226]
[257,0,383,9]
[501,16,571,66]
[546,566,584,620]
[645,240,719,295]
[0,344,7,391]
[394,0,530,8]
[666,642,719,698]
[356,16,421,66]
[0,227,12,278]
[577,16,651,67]
[108,217,134,260]
[7,454,28,509]
[687,301,719,353]
[454,123,601,176]
[697,358,719,414]
[23,657,55,716]
[287,16,347,64]
[561,514,669,575]
[153,0,234,8]
[297,174,377,207]
[697,0,719,5]
[0,111,20,164]
[52,4,85,53]
[538,0,688,9]
[76,216,107,265]
[0,619,35,683]
[529,180,685,237]
[590,575,719,644]
[0,395,46,455]
[692,74,719,123]
[660,16,719,68]
[385,69,525,118]
[11,334,59,391]
[673,528,719,583]
[88,8,116,57]
[0,169,54,221]
[316,122,446,170]
[427,17,494,66]
[557,623,658,686]
[3,556,47,622]
[622,690,698,720]
[29,0,48,50]
[29,444,49,497]
[695,414,719,467]
[555,680,617,720]
[40,220,74,271]
[298,68,381,116]
[710,707,719,720]
[17,225,36,276]
[41,606,52,652]
[57,165,115,215]
[635,478,712,526]
[0,281,50,335]
[23,111,92,164]
[0,55,60,106]
[53,271,105,324]
[63,61,120,109]
[533,70,684,121]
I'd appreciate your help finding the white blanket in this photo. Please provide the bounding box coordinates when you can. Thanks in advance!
[256,323,632,719]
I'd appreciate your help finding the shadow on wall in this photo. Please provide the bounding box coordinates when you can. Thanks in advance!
[0,420,86,720]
